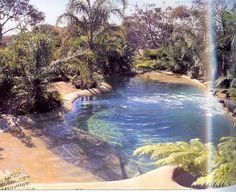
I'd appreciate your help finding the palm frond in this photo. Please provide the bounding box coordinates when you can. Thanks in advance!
[115,0,128,11]
[57,12,86,28]
[69,0,90,15]
[133,144,156,158]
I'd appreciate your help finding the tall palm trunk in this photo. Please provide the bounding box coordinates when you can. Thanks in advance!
[84,27,96,88]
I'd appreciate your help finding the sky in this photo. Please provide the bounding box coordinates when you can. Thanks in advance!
[30,0,193,26]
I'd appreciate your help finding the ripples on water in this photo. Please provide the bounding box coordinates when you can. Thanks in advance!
[65,77,235,158]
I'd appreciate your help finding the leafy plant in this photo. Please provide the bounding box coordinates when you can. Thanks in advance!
[193,136,236,187]
[133,136,236,188]
[135,48,170,72]
[0,170,30,190]
[0,32,62,115]
[133,139,212,177]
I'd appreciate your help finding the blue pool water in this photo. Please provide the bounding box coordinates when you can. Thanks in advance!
[65,77,235,158]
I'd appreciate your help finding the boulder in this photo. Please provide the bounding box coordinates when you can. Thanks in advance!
[230,78,236,89]
[87,158,105,170]
[224,99,236,112]
[0,119,8,132]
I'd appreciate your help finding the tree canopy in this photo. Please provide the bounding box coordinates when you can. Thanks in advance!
[0,0,45,45]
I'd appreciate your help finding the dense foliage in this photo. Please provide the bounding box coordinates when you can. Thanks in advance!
[0,0,45,46]
[125,1,235,82]
[0,33,62,115]
[124,3,207,77]
[0,0,133,114]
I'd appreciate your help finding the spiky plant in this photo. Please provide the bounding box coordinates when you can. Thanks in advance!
[133,136,236,188]
[0,170,30,190]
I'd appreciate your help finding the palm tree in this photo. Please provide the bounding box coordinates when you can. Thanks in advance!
[58,0,127,50]
[57,0,127,88]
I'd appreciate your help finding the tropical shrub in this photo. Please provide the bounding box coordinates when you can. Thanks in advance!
[57,0,132,81]
[93,26,134,76]
[135,48,169,72]
[216,10,236,77]
[0,48,17,113]
[133,136,236,188]
[0,33,62,115]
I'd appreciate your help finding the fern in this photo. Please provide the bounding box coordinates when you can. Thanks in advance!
[133,138,212,177]
[193,164,236,187]
[0,170,30,190]
[133,136,236,188]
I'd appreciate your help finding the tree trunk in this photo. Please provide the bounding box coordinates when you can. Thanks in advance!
[0,25,3,47]
[89,29,94,50]
[218,52,227,77]
[222,54,226,76]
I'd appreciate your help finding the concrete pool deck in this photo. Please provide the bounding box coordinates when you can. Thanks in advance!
[31,166,189,189]
[0,82,113,184]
